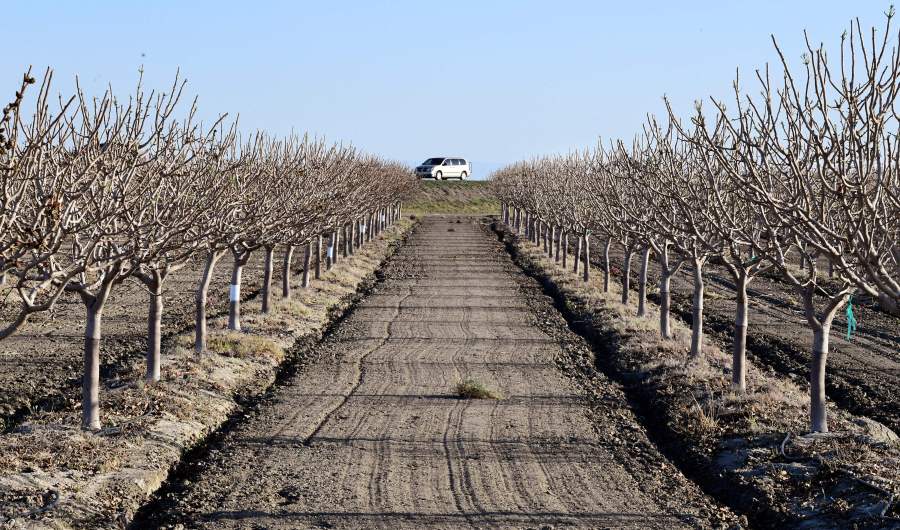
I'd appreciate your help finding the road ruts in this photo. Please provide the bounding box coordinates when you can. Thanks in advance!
[142,216,723,529]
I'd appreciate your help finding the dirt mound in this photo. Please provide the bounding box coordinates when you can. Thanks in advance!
[406,180,498,214]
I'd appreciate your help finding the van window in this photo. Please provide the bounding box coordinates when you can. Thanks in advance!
[423,158,444,165]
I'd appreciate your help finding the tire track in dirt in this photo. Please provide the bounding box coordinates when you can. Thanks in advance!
[135,216,731,529]
[303,285,413,446]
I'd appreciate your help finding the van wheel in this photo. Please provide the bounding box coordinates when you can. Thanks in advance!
[435,171,442,180]
[460,172,467,180]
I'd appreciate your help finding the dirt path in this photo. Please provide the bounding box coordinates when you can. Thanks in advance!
[138,217,728,529]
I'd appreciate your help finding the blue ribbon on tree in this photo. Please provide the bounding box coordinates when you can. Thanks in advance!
[846,295,858,340]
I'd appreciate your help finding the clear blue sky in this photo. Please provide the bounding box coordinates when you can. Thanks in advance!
[2,1,894,178]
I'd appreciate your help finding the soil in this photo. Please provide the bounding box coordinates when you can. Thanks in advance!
[0,223,413,528]
[135,216,734,529]
[503,225,900,528]
[0,250,291,430]
[582,236,900,433]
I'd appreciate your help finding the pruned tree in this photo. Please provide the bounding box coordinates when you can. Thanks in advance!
[700,13,900,431]
[0,69,105,338]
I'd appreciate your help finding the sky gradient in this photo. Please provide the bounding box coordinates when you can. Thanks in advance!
[3,1,895,178]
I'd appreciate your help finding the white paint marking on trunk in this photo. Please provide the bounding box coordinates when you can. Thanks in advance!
[230,284,240,302]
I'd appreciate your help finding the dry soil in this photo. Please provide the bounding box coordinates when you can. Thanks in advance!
[138,216,730,529]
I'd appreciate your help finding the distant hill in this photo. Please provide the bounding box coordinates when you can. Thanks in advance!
[405,180,499,214]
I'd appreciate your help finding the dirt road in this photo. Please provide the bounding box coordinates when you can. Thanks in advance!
[139,216,728,529]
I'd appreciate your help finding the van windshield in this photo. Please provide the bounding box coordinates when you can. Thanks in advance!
[423,158,445,165]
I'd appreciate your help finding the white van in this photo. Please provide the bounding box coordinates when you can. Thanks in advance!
[416,157,472,180]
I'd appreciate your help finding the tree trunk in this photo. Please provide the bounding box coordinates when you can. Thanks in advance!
[562,232,568,268]
[543,223,550,254]
[658,244,675,339]
[622,250,632,305]
[82,299,103,430]
[228,253,248,331]
[602,239,611,293]
[659,271,673,337]
[690,258,705,360]
[282,246,294,299]
[261,246,275,314]
[334,230,341,263]
[555,228,561,262]
[349,222,356,254]
[582,233,590,283]
[573,236,581,275]
[327,232,336,270]
[145,271,163,383]
[342,225,349,258]
[548,225,554,256]
[732,273,750,392]
[810,324,831,433]
[637,247,650,317]
[302,241,312,288]
[79,280,114,431]
[315,235,322,279]
[195,251,223,353]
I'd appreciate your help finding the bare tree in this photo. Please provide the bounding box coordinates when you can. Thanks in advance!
[0,69,106,338]
[133,116,236,381]
[701,14,900,431]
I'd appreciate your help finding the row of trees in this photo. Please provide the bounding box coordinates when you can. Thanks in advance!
[492,14,900,433]
[0,68,416,430]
